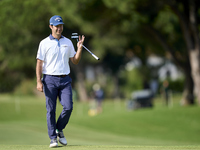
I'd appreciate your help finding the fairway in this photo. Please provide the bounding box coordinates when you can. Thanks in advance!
[1,145,200,150]
[0,94,200,150]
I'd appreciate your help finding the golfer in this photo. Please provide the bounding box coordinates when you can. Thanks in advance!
[36,15,84,148]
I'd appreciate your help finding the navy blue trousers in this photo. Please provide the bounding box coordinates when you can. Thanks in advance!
[42,74,73,139]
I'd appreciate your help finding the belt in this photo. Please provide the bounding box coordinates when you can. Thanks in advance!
[51,75,68,78]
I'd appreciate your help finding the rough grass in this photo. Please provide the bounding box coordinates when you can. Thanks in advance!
[0,94,200,150]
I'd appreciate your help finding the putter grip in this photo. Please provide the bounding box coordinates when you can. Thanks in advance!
[82,45,100,60]
[92,54,100,60]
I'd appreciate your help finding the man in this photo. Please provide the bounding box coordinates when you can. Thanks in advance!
[36,15,85,148]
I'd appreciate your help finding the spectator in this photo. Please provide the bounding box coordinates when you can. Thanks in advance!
[161,80,170,105]
[93,83,104,114]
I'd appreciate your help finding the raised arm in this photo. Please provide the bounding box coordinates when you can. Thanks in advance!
[70,35,85,65]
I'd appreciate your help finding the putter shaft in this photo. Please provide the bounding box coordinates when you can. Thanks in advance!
[76,39,100,60]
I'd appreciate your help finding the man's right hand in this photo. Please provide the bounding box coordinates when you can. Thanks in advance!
[37,81,43,92]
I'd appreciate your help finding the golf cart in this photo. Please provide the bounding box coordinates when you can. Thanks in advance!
[127,89,154,110]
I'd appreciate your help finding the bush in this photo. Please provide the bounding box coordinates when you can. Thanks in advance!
[14,79,36,95]
[159,78,184,93]
[119,68,143,98]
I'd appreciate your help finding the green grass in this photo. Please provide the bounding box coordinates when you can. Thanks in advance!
[0,94,200,150]
[1,145,200,150]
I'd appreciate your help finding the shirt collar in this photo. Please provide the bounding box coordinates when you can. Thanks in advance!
[49,34,64,40]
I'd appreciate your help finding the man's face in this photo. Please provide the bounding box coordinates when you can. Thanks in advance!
[50,24,63,37]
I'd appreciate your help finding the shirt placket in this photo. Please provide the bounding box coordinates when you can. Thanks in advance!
[56,39,60,47]
[55,39,62,74]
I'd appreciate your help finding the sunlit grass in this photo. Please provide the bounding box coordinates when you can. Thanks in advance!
[0,94,199,150]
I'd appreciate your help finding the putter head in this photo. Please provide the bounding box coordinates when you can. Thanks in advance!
[72,33,78,35]
[71,33,79,40]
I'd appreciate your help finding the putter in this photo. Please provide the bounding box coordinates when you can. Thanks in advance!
[71,33,100,60]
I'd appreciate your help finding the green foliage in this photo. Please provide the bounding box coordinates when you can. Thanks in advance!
[0,0,198,103]
[152,6,187,56]
[14,79,36,95]
[159,78,184,93]
[0,0,51,92]
[0,71,21,92]
[119,68,143,97]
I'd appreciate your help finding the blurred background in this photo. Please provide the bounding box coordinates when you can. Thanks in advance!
[0,0,200,147]
[1,0,200,105]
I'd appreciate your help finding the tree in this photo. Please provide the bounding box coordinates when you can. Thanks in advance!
[135,0,199,104]
[167,0,200,104]
[0,0,51,92]
[101,0,198,104]
[1,0,199,105]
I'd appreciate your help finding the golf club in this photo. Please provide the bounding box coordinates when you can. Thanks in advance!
[71,33,100,60]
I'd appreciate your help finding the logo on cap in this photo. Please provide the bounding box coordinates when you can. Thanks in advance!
[55,17,62,22]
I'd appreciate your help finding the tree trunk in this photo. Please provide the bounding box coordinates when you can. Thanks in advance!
[72,65,88,102]
[189,50,200,104]
[188,0,200,104]
[112,75,120,99]
[181,64,195,105]
[169,0,200,104]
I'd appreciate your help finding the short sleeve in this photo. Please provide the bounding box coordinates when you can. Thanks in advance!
[36,41,45,61]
